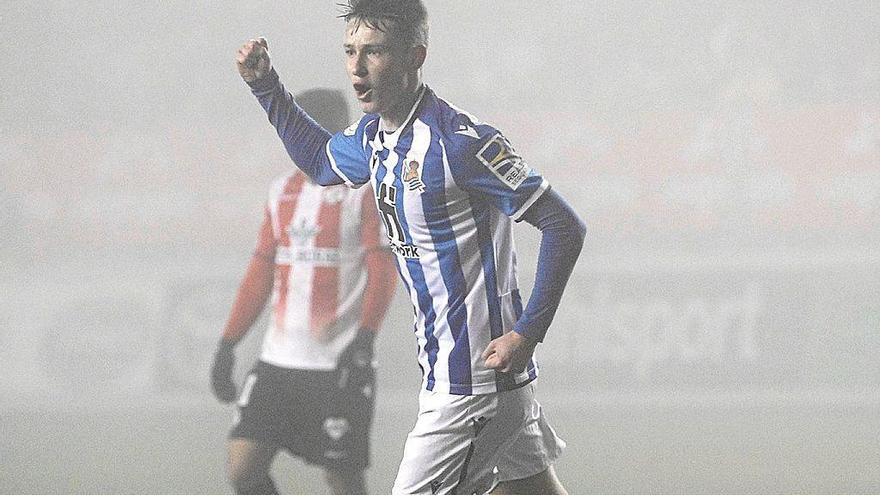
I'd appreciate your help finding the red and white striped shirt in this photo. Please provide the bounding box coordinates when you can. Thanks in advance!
[223,170,394,370]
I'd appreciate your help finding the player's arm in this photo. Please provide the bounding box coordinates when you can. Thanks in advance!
[482,190,585,372]
[449,125,585,372]
[236,38,343,186]
[513,189,585,341]
[210,207,277,402]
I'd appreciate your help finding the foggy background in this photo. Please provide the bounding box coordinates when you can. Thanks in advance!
[2,1,878,494]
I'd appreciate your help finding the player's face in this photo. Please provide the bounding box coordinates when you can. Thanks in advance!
[344,20,418,125]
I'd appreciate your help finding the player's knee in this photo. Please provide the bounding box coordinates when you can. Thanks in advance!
[325,467,367,495]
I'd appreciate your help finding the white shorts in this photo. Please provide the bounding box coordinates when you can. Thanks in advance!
[391,382,565,495]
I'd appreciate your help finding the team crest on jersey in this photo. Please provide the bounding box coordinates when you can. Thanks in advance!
[287,220,319,246]
[476,134,531,190]
[403,159,426,192]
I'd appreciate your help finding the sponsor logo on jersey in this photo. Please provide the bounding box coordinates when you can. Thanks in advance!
[390,242,420,259]
[476,134,531,190]
[403,159,426,192]
[276,246,342,265]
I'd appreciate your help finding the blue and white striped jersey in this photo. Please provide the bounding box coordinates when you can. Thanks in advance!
[325,86,549,395]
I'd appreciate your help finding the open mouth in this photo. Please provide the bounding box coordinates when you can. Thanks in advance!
[353,83,372,101]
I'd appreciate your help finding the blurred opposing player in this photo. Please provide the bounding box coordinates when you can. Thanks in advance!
[235,1,585,493]
[210,88,397,495]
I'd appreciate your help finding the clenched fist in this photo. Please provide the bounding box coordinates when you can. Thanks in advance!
[236,37,272,83]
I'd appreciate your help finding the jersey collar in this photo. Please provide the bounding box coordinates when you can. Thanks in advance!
[377,84,428,147]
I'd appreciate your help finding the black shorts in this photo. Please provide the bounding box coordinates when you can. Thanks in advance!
[230,360,375,471]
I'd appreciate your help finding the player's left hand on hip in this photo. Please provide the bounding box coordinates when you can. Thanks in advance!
[481,331,537,373]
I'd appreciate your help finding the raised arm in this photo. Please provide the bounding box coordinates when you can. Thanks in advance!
[236,38,344,186]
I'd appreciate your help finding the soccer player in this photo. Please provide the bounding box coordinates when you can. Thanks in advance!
[209,87,397,495]
[235,1,585,493]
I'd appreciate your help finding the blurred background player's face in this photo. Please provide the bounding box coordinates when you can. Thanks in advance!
[344,20,417,123]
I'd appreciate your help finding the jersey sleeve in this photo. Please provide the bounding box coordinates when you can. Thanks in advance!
[512,189,586,342]
[221,205,277,342]
[448,123,549,220]
[250,69,367,186]
[326,117,377,188]
[253,205,277,260]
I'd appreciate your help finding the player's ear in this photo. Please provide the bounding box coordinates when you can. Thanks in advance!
[409,45,427,70]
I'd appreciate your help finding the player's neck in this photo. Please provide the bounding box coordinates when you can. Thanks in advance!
[380,80,424,133]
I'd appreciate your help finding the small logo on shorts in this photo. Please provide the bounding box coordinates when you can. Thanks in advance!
[323,417,350,441]
[472,416,489,437]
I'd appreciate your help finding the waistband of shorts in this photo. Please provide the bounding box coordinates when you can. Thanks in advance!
[257,360,338,378]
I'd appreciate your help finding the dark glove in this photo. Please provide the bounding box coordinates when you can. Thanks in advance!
[335,329,375,390]
[210,339,237,403]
